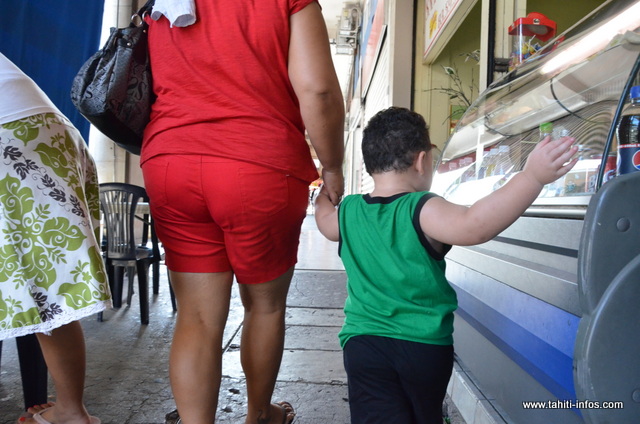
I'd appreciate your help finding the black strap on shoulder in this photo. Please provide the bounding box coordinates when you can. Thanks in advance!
[412,193,451,261]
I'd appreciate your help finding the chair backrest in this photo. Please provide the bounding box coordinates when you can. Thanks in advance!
[99,183,149,261]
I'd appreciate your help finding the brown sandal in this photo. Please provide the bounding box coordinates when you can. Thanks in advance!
[275,401,296,424]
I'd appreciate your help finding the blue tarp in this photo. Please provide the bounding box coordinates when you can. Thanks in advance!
[0,1,105,141]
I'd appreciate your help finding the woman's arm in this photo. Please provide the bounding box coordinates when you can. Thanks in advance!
[289,2,345,205]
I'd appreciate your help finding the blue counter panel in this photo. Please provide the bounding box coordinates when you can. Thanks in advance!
[450,272,580,403]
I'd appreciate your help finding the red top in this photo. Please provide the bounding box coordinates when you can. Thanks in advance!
[142,0,319,183]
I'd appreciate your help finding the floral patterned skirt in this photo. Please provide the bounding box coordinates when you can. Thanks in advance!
[0,113,111,339]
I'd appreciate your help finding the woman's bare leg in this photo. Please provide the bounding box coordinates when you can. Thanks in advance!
[28,321,92,424]
[169,270,233,424]
[239,267,295,424]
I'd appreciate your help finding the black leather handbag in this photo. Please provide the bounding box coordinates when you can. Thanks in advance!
[70,0,155,155]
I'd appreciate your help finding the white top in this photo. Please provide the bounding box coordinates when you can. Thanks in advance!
[0,53,62,125]
[151,0,197,27]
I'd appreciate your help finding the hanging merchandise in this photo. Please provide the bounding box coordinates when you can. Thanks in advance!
[508,12,556,71]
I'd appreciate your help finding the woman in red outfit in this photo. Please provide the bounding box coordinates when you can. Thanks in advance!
[142,1,345,423]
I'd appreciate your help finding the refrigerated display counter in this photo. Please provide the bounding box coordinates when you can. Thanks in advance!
[430,1,640,423]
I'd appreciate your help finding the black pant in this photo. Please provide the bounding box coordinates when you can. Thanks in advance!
[343,335,453,424]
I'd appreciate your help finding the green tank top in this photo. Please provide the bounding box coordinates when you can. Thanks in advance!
[337,192,457,348]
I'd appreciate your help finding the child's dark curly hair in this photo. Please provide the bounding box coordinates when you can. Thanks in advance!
[362,107,431,175]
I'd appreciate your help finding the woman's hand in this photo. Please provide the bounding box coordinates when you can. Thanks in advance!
[321,168,344,206]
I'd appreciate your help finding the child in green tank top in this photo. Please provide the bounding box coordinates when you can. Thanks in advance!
[315,107,578,424]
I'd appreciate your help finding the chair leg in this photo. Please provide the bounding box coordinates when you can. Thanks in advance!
[111,265,124,308]
[152,261,160,294]
[126,266,136,306]
[168,269,177,312]
[16,335,48,408]
[136,262,150,325]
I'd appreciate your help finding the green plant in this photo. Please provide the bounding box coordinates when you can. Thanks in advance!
[427,49,480,109]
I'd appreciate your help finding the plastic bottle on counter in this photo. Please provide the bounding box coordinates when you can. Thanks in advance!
[494,145,513,175]
[485,147,499,176]
[539,122,553,140]
[616,85,640,175]
[601,154,617,185]
[538,122,568,196]
[553,126,570,140]
[477,148,492,179]
[459,157,474,182]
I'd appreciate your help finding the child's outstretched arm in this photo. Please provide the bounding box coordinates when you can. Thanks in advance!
[420,136,578,246]
[314,185,340,241]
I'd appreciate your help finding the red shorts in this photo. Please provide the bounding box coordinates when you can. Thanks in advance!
[141,155,310,284]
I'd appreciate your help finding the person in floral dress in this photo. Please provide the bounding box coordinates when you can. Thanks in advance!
[0,53,111,424]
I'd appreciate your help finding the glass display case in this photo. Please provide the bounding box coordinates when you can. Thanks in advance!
[432,0,640,216]
[432,3,640,422]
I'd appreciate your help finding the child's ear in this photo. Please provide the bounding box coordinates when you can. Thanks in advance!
[425,149,433,167]
[415,150,431,175]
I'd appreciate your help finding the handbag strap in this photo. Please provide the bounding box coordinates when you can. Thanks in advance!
[131,0,155,26]
[137,0,155,17]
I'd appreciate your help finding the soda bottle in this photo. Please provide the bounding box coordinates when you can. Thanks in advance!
[616,85,640,175]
